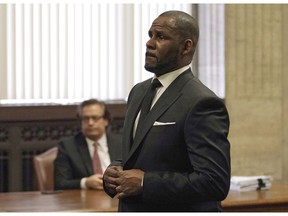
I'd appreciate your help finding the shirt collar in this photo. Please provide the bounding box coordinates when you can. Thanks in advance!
[153,65,190,88]
[85,133,107,147]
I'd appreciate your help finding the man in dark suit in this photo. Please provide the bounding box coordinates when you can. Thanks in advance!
[54,99,121,190]
[103,10,230,211]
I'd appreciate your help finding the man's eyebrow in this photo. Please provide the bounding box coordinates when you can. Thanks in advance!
[148,28,165,34]
[152,28,168,33]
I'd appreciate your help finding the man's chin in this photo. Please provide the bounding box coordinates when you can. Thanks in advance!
[145,66,170,77]
[144,65,156,73]
[86,134,100,140]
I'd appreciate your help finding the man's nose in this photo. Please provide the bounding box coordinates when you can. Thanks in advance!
[146,37,155,49]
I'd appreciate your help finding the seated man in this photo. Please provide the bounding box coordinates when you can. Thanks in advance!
[54,99,122,190]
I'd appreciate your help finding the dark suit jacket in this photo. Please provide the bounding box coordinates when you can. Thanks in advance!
[105,69,230,212]
[54,131,122,190]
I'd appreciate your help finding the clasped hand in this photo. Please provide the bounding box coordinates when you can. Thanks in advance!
[103,166,144,199]
[86,174,103,190]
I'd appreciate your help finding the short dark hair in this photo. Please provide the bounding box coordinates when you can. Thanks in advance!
[77,99,111,123]
[159,10,199,55]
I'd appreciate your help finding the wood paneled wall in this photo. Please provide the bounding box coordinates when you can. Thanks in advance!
[0,101,126,192]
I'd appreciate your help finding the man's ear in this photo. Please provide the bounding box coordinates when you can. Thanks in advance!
[182,39,193,55]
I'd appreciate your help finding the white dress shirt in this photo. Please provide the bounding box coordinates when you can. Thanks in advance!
[80,133,111,189]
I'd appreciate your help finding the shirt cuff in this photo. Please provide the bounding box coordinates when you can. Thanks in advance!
[81,177,88,189]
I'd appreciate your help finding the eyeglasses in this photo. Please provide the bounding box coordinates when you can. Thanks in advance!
[81,115,104,122]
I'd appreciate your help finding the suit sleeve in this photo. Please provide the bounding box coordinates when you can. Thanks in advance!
[54,141,82,190]
[142,97,231,204]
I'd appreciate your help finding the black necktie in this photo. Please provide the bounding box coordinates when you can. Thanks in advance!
[137,78,162,128]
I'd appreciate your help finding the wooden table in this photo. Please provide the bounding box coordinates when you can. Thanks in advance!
[0,189,118,212]
[0,182,288,212]
[222,182,288,212]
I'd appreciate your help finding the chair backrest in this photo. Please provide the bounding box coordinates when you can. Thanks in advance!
[33,147,58,191]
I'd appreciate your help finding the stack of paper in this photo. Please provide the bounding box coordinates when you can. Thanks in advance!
[230,175,273,192]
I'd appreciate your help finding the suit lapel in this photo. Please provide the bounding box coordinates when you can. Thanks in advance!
[76,134,93,175]
[106,133,115,160]
[124,70,193,165]
[122,80,151,156]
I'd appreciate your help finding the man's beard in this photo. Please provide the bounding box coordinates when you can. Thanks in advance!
[145,58,179,77]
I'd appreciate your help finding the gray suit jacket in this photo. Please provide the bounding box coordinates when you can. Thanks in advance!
[54,131,122,190]
[105,69,231,212]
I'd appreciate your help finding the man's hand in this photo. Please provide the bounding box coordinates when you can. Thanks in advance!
[103,166,123,193]
[115,169,144,199]
[86,174,104,190]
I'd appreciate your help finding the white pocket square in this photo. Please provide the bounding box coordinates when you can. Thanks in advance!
[153,121,176,126]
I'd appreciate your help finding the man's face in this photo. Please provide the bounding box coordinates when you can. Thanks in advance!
[145,16,183,76]
[80,104,108,141]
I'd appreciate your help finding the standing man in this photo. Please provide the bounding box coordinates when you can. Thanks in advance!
[103,10,230,211]
[54,99,122,190]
